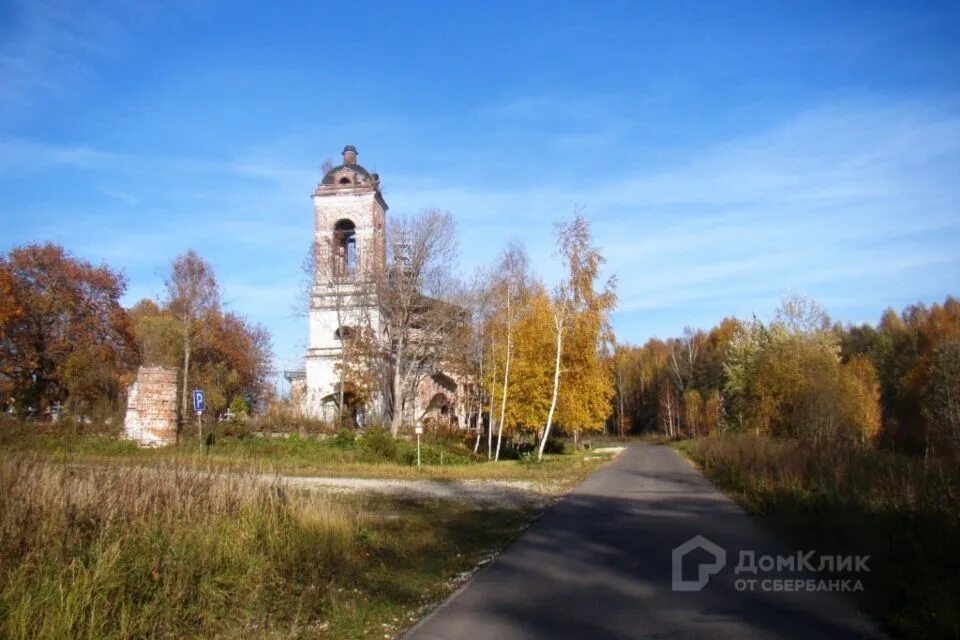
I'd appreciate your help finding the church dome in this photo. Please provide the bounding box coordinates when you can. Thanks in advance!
[320,145,376,186]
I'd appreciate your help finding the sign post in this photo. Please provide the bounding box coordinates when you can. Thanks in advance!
[415,425,423,469]
[192,389,206,454]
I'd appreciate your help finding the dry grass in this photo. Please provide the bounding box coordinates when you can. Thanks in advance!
[0,455,361,639]
[0,421,610,637]
[0,453,537,639]
[675,435,960,640]
[678,435,959,514]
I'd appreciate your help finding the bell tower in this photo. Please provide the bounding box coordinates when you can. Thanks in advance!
[304,145,387,420]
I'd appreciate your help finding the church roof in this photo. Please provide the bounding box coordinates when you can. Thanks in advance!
[320,163,373,185]
[318,144,380,187]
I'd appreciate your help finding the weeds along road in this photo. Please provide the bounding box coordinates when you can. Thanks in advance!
[63,462,557,509]
[405,444,884,640]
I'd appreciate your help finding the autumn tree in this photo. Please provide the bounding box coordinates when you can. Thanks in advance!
[683,389,704,438]
[835,298,959,453]
[610,343,630,437]
[659,379,679,438]
[0,243,137,417]
[366,209,463,436]
[922,339,960,455]
[668,328,702,396]
[192,310,274,413]
[458,268,498,454]
[128,299,181,368]
[487,245,532,459]
[487,281,553,443]
[606,339,669,435]
[703,389,723,434]
[534,215,615,457]
[612,293,959,454]
[164,250,220,419]
[130,299,274,417]
[0,261,25,406]
[724,296,882,446]
[0,264,24,336]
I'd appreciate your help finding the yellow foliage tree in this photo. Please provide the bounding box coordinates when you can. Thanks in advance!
[683,388,704,438]
[726,297,883,446]
[841,354,883,444]
[546,214,617,450]
[703,389,722,435]
[490,286,554,435]
[554,308,616,435]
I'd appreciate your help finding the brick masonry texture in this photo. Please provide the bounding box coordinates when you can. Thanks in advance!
[123,366,178,446]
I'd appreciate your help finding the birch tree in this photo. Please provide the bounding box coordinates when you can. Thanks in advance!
[491,246,529,461]
[550,214,617,444]
[165,250,220,420]
[537,280,569,460]
[465,270,495,454]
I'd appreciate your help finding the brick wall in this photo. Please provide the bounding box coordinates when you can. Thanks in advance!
[123,366,178,446]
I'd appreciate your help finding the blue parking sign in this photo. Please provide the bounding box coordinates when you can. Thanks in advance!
[192,389,205,413]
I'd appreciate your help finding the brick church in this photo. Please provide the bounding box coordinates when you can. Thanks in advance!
[286,146,471,430]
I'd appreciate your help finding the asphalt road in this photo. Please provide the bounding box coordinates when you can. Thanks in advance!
[405,444,884,640]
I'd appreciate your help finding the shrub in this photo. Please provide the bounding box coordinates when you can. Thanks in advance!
[332,428,357,449]
[542,438,567,455]
[228,395,250,421]
[518,451,538,465]
[359,428,397,461]
[246,404,332,435]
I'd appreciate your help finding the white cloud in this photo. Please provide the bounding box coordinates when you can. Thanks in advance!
[98,187,138,205]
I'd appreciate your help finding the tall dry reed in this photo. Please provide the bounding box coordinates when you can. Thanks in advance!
[0,455,362,639]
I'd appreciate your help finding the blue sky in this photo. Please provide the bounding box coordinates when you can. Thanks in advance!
[2,0,959,388]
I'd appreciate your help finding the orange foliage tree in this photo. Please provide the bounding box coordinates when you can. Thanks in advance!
[0,243,137,418]
[129,299,274,418]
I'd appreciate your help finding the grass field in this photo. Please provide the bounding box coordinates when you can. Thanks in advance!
[674,435,960,640]
[0,422,616,638]
[0,423,610,488]
[0,453,541,639]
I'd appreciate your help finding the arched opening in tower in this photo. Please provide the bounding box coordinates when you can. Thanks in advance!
[333,219,357,275]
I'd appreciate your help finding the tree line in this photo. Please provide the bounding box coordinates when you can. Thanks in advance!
[12,229,951,460]
[613,295,960,457]
[0,243,274,423]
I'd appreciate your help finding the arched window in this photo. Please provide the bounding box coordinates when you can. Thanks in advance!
[333,219,356,275]
[338,176,352,185]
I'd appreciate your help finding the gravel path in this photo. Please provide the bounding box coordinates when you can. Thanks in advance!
[280,476,552,508]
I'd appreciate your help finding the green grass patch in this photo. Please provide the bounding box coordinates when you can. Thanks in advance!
[1,425,609,488]
[673,435,960,640]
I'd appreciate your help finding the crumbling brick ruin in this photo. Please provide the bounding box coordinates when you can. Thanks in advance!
[123,366,178,446]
